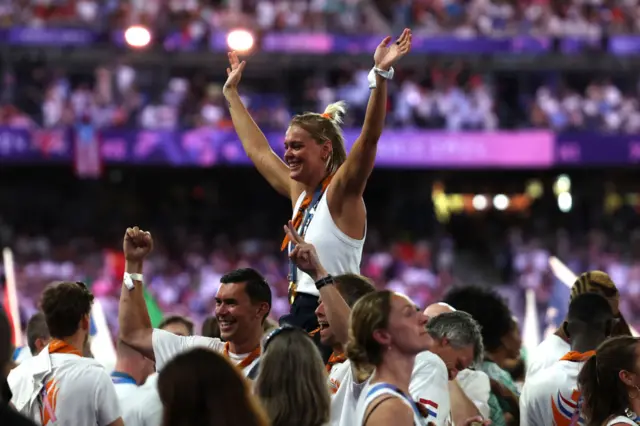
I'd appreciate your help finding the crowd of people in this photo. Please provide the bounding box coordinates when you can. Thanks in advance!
[8,56,640,133]
[3,0,640,35]
[2,224,640,426]
[4,27,640,426]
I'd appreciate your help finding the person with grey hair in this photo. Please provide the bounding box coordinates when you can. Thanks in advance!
[408,310,488,426]
[424,303,491,426]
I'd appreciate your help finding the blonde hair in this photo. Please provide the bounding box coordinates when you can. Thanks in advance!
[289,101,348,175]
[255,328,330,426]
[345,290,393,372]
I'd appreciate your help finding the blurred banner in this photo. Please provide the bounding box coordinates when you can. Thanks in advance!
[555,133,640,165]
[6,126,640,167]
[2,27,640,55]
[0,127,555,168]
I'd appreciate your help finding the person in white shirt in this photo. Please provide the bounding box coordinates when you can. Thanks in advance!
[520,293,614,426]
[284,221,375,392]
[223,29,413,333]
[424,303,491,424]
[118,226,271,378]
[527,271,630,379]
[417,311,486,426]
[111,341,160,426]
[347,290,433,426]
[8,281,123,426]
[284,222,376,426]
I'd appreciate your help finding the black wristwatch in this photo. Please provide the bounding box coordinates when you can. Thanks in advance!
[315,275,334,290]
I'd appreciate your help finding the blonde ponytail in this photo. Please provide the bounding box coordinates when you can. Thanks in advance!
[322,101,347,125]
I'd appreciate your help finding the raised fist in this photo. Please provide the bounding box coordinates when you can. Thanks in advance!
[123,226,153,262]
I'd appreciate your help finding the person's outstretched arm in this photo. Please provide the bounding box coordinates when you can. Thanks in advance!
[118,226,155,359]
[223,51,291,199]
[285,221,351,345]
[331,29,412,199]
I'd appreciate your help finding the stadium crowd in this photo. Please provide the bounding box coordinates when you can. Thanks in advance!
[3,0,640,36]
[3,22,640,426]
[5,59,640,133]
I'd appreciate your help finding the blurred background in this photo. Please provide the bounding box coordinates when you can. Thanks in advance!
[2,0,640,343]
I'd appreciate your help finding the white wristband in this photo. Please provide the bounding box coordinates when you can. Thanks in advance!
[368,66,395,89]
[123,272,144,291]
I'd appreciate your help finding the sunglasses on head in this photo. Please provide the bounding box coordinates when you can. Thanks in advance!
[263,324,302,351]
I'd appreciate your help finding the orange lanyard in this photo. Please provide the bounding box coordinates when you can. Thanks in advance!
[326,351,347,373]
[560,350,596,362]
[48,339,82,356]
[223,342,261,369]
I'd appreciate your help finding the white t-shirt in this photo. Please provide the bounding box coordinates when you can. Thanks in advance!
[112,373,162,426]
[519,358,583,426]
[526,334,570,379]
[332,352,450,426]
[456,369,491,419]
[332,361,369,426]
[151,329,260,377]
[329,360,351,395]
[409,351,451,426]
[290,187,365,297]
[8,346,121,426]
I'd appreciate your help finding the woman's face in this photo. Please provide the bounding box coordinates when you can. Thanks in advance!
[385,294,432,356]
[284,125,330,183]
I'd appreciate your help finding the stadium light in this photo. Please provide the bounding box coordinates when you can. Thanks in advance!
[472,195,488,211]
[227,29,254,52]
[554,174,571,195]
[493,194,509,211]
[124,26,151,48]
[558,192,572,212]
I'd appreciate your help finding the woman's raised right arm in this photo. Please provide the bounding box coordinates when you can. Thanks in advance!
[223,52,291,199]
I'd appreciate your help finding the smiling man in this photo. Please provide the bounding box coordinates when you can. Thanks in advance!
[118,227,270,379]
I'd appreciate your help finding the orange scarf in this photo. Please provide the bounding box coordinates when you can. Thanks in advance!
[281,174,333,251]
[48,339,82,356]
[223,342,261,370]
[560,350,596,362]
[326,351,347,373]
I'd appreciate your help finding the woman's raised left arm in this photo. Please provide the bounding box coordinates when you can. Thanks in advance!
[332,29,412,198]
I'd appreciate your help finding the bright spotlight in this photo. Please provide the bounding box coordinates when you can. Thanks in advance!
[558,192,573,212]
[472,195,488,211]
[227,29,254,52]
[493,194,509,211]
[124,26,151,48]
[554,174,571,194]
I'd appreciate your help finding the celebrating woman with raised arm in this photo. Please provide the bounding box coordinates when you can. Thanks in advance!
[222,29,413,332]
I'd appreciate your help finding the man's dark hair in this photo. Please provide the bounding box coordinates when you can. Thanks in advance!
[26,312,50,355]
[443,285,513,353]
[567,293,613,332]
[334,274,376,307]
[220,268,272,321]
[159,315,194,336]
[41,281,94,339]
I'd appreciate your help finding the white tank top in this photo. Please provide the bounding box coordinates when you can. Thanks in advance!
[290,186,365,296]
[356,382,426,426]
[606,416,637,425]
